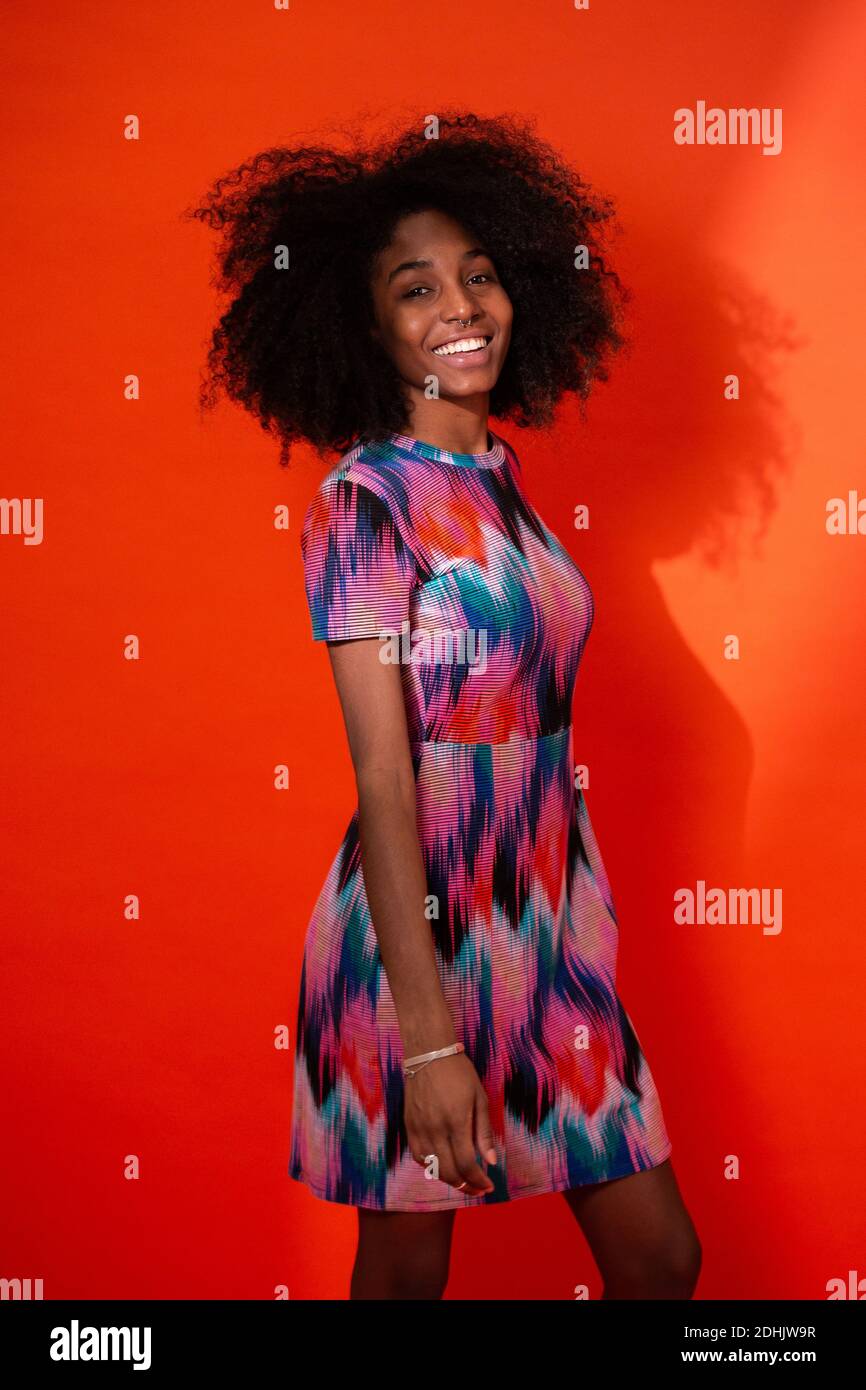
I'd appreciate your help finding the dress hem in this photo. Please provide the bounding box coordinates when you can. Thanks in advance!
[288,1140,673,1213]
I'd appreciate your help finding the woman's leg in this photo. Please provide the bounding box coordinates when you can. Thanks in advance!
[350,1208,457,1300]
[563,1159,702,1299]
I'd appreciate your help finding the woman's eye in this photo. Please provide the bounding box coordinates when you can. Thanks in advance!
[402,273,495,299]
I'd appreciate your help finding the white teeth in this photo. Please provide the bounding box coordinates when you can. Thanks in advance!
[432,336,489,356]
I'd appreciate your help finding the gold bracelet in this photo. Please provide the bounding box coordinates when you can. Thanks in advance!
[402,1041,465,1077]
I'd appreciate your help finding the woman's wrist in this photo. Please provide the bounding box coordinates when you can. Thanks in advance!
[403,1042,465,1077]
[398,1007,457,1056]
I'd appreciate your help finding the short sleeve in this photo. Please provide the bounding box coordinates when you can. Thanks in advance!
[300,474,416,641]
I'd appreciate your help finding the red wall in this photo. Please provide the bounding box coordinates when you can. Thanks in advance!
[2,0,864,1299]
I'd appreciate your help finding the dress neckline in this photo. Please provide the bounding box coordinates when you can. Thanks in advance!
[386,430,506,470]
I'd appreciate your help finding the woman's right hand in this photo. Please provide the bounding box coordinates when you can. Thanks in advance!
[404,1053,497,1197]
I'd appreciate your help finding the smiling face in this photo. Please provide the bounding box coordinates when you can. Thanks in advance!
[369,208,513,416]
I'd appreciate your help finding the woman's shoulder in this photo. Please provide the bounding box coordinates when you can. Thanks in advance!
[301,438,423,561]
[301,436,417,535]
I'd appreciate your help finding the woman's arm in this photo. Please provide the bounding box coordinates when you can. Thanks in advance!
[327,637,496,1196]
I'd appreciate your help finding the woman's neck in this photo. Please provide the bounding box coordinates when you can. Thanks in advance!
[401,393,490,455]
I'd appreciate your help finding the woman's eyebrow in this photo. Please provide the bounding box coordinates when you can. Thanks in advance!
[386,247,490,285]
[387,258,432,284]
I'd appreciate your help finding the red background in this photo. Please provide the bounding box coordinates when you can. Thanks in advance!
[2,0,864,1299]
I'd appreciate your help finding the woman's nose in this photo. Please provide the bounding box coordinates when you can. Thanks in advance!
[441,283,480,324]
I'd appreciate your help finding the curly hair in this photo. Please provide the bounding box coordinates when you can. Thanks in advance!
[184,111,630,466]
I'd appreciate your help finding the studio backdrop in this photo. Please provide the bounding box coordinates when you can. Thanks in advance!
[2,0,864,1300]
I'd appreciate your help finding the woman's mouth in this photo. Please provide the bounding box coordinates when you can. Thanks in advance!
[430,334,493,366]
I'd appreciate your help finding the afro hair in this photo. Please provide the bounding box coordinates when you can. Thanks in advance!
[185,110,630,466]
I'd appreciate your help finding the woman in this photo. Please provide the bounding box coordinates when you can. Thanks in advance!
[191,112,701,1301]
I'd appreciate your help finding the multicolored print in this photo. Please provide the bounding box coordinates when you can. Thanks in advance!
[289,429,672,1210]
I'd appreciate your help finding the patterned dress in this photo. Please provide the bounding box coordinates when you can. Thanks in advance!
[288,429,672,1210]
